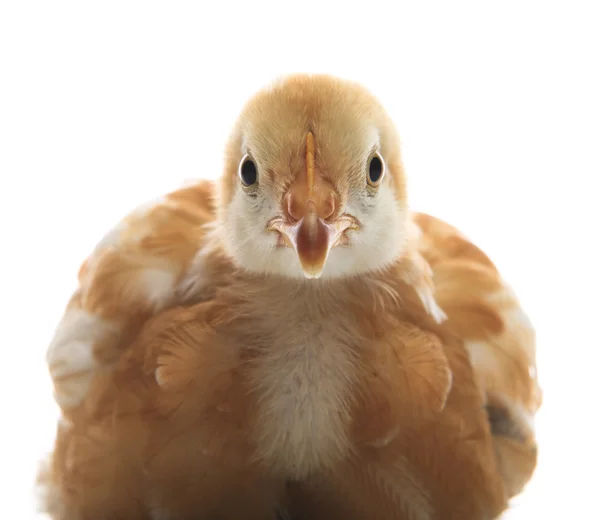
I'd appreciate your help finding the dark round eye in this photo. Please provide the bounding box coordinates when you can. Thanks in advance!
[238,154,258,187]
[367,152,385,187]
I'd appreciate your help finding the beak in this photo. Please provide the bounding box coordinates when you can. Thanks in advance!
[267,132,359,279]
[269,202,358,279]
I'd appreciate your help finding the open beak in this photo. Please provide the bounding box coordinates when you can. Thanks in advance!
[267,132,359,279]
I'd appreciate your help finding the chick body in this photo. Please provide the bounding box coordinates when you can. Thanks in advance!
[41,236,506,519]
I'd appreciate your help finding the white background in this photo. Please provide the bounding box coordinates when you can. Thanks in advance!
[1,1,599,518]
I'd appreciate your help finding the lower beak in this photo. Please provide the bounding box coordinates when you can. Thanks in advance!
[268,202,358,279]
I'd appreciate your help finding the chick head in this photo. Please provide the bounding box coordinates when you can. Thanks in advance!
[218,74,409,280]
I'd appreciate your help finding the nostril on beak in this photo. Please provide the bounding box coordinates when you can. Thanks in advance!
[285,192,303,222]
[322,192,336,220]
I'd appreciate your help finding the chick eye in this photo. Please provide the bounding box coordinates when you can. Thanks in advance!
[367,152,385,187]
[238,154,258,187]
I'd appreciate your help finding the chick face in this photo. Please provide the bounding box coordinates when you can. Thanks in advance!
[218,74,409,280]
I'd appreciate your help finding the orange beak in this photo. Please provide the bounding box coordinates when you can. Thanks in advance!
[268,132,359,279]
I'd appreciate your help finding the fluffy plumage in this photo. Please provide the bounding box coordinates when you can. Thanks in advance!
[38,74,541,519]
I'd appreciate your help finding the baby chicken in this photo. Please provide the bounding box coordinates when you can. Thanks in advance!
[39,74,540,519]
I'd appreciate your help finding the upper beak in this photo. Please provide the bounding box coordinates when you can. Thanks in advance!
[267,132,359,279]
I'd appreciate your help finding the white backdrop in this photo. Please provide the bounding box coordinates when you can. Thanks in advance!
[1,1,599,518]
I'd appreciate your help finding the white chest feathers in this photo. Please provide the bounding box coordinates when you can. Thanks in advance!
[249,319,357,479]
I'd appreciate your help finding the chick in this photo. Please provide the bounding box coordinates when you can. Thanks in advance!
[39,74,539,519]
